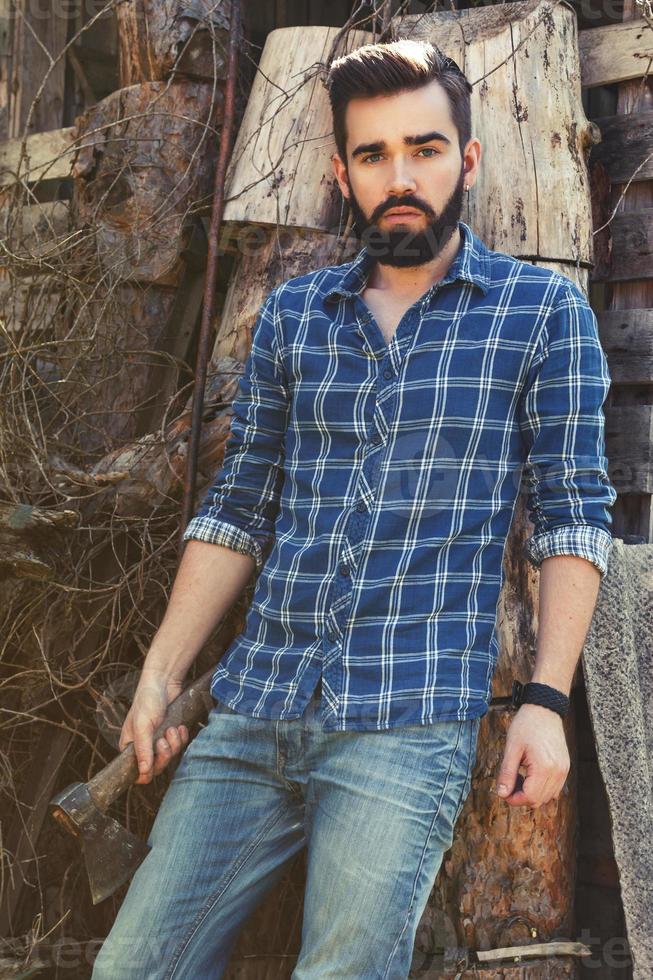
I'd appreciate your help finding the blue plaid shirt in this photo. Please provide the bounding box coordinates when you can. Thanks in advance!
[183,220,616,731]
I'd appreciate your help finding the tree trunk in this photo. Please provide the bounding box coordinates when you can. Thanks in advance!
[116,0,232,86]
[391,1,595,972]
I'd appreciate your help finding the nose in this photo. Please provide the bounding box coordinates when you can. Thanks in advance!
[384,159,417,198]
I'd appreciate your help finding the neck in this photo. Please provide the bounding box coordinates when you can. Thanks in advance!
[366,226,462,298]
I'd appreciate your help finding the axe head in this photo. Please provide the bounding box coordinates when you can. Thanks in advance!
[49,781,151,904]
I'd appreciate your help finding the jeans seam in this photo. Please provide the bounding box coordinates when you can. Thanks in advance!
[453,717,477,827]
[164,800,290,980]
[380,719,467,980]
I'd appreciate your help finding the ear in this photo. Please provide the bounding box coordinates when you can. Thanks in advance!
[461,137,482,192]
[331,152,351,201]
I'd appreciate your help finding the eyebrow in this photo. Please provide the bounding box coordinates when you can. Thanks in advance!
[351,131,452,159]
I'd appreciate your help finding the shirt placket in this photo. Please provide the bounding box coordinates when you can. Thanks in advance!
[323,291,431,673]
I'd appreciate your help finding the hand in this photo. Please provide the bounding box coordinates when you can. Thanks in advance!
[495,703,570,808]
[119,669,191,785]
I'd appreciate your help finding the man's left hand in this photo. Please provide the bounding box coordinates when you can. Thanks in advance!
[495,703,570,808]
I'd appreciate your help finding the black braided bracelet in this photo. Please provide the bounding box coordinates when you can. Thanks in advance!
[511,679,569,718]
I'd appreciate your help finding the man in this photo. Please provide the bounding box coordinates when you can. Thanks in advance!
[92,39,616,979]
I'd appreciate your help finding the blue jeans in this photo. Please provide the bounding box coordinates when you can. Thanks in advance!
[91,685,480,980]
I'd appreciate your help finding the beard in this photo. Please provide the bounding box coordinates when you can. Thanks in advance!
[346,163,466,268]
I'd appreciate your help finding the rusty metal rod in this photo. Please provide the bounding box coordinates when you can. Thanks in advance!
[179,0,241,558]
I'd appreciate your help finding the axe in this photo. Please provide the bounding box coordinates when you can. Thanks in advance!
[48,667,215,904]
[50,668,517,904]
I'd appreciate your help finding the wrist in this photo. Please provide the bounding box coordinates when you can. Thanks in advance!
[142,650,188,685]
[530,671,570,696]
[511,679,570,719]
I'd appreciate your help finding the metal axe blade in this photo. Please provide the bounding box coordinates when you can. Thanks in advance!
[48,668,215,903]
[50,782,151,904]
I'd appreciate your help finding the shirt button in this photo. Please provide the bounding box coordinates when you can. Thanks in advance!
[371,433,382,445]
[356,500,366,513]
[383,368,392,380]
[339,562,350,576]
[327,628,337,642]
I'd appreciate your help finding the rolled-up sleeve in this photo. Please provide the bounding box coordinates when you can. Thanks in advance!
[183,285,290,575]
[518,281,617,579]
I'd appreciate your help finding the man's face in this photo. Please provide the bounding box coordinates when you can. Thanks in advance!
[332,79,479,268]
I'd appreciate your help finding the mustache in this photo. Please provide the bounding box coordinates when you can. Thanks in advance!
[372,201,433,221]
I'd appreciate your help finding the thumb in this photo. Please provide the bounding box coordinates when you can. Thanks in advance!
[497,742,522,797]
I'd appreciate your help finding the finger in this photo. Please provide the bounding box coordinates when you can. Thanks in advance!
[163,727,181,753]
[496,743,524,798]
[151,737,173,775]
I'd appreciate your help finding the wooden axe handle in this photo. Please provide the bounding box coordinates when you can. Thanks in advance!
[88,668,216,812]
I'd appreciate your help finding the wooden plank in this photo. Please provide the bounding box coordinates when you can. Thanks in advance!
[0,0,9,141]
[590,110,653,184]
[590,209,653,282]
[0,268,63,334]
[0,126,77,187]
[605,405,653,494]
[7,0,68,137]
[579,20,653,88]
[597,309,653,384]
[2,201,72,266]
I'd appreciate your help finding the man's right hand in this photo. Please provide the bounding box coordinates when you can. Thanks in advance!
[120,669,190,784]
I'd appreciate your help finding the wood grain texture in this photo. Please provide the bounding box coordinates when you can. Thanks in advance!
[597,308,653,385]
[393,0,597,267]
[391,1,589,962]
[116,0,232,85]
[221,25,372,235]
[71,80,221,286]
[579,19,653,89]
[590,110,653,184]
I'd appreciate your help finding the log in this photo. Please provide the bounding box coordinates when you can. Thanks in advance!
[71,80,221,286]
[0,538,52,580]
[392,0,598,268]
[48,72,227,454]
[0,503,78,531]
[50,282,180,454]
[213,226,358,364]
[221,25,373,237]
[116,0,232,86]
[392,0,592,965]
[79,355,244,517]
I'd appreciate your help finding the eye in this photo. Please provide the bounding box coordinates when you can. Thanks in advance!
[362,153,383,164]
[418,147,439,157]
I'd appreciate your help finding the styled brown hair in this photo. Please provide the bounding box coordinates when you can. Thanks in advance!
[326,38,473,164]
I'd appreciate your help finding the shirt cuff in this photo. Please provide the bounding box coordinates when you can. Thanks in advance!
[182,517,264,574]
[522,524,614,579]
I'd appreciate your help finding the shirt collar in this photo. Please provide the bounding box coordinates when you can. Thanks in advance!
[324,219,491,302]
